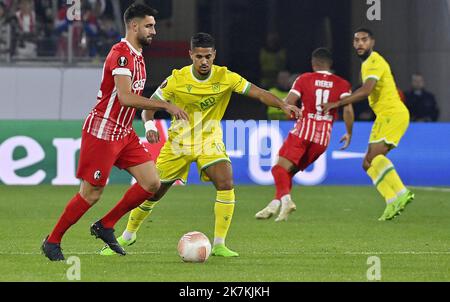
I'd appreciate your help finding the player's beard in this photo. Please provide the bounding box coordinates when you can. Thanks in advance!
[357,49,372,61]
[138,35,153,48]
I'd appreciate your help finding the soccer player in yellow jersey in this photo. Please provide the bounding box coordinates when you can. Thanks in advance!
[100,32,301,257]
[323,28,414,221]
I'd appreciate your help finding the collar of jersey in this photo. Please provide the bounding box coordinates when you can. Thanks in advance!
[121,38,142,57]
[362,51,377,64]
[190,65,214,82]
[315,70,332,75]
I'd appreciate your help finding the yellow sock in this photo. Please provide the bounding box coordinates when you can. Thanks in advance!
[367,165,397,203]
[372,155,407,196]
[214,189,235,245]
[126,200,158,233]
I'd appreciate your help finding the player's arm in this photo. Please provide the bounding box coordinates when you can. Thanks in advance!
[141,109,160,144]
[114,75,189,120]
[339,104,354,150]
[247,83,302,119]
[322,79,377,112]
[285,91,301,106]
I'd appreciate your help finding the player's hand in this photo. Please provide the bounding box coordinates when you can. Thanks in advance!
[282,104,302,120]
[146,130,160,144]
[167,104,189,121]
[321,102,340,113]
[339,133,352,150]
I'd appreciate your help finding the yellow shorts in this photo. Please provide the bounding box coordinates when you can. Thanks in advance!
[156,140,231,183]
[369,111,410,147]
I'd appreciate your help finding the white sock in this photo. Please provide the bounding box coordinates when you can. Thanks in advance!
[386,197,396,204]
[269,199,281,208]
[396,188,407,197]
[280,194,292,204]
[122,230,135,241]
[214,237,224,246]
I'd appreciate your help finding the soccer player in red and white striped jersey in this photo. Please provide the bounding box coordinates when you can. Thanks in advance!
[41,3,188,261]
[255,48,354,222]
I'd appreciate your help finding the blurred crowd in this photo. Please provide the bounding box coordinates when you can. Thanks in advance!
[0,0,121,60]
[0,1,440,122]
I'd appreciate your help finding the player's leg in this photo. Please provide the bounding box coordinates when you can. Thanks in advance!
[100,182,173,256]
[255,156,298,220]
[365,113,413,220]
[100,141,190,255]
[275,142,327,222]
[42,131,114,261]
[256,133,304,221]
[42,180,104,261]
[91,132,157,254]
[92,160,158,255]
[119,182,172,245]
[364,142,401,220]
[202,160,239,257]
[272,157,298,222]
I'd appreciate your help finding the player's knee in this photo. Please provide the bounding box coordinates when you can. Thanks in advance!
[140,179,160,194]
[215,179,233,191]
[82,190,102,205]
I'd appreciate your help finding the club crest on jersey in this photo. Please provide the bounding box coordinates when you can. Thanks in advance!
[94,170,101,180]
[132,79,146,90]
[212,82,220,92]
[118,56,128,67]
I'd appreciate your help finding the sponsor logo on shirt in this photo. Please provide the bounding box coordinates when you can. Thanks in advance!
[132,79,146,90]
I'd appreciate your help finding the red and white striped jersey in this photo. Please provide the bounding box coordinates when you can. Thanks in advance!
[290,71,351,146]
[83,38,147,141]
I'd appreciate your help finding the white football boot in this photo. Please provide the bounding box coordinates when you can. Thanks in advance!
[275,195,296,222]
[255,200,281,219]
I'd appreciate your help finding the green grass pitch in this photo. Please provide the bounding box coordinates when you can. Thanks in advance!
[0,185,449,281]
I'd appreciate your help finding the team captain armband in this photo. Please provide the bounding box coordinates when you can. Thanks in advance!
[144,120,158,132]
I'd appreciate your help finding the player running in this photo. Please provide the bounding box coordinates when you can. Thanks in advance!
[41,4,188,261]
[255,48,354,221]
[100,32,301,257]
[322,28,414,221]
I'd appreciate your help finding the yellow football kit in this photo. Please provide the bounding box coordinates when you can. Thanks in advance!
[152,65,251,183]
[361,51,409,147]
[362,51,414,212]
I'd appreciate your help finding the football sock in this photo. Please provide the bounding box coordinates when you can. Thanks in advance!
[367,160,397,204]
[101,183,154,229]
[269,199,281,208]
[124,200,159,238]
[272,165,292,200]
[372,155,407,196]
[280,194,292,203]
[214,189,235,246]
[48,193,91,244]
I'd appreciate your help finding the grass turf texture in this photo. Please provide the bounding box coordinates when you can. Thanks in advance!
[0,185,449,281]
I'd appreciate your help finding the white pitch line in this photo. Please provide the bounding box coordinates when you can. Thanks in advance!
[1,251,449,256]
[409,186,450,193]
[0,251,161,255]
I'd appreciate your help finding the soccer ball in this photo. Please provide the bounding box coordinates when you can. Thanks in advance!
[177,231,211,263]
